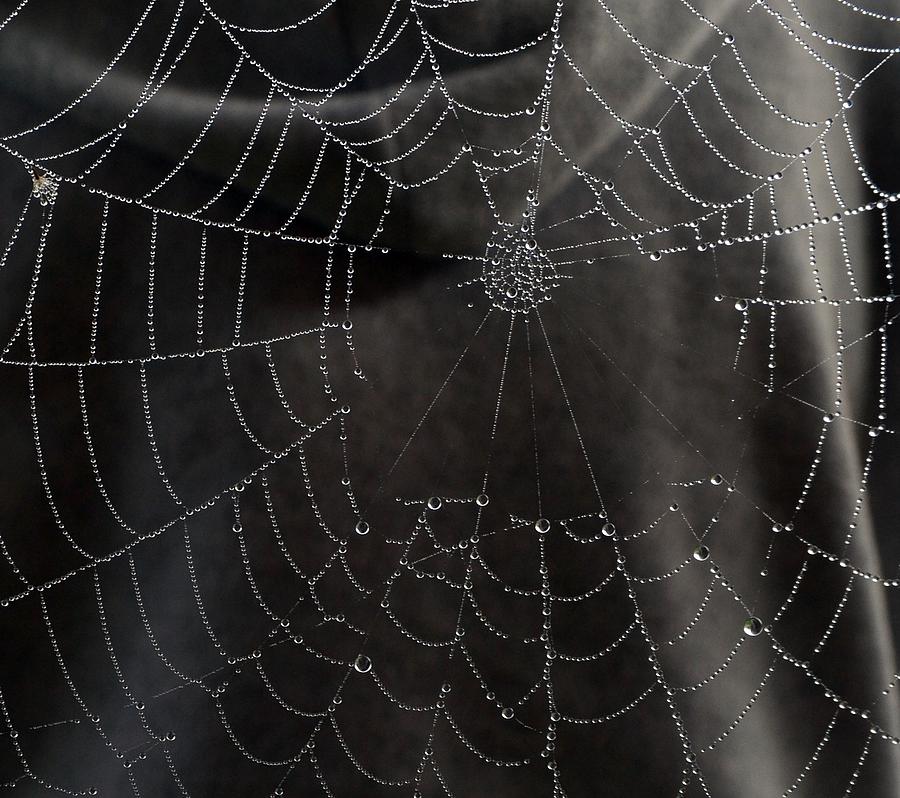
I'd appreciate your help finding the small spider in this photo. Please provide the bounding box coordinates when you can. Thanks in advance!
[30,166,58,207]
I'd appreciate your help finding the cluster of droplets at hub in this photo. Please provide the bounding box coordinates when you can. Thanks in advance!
[0,0,899,795]
[480,189,562,314]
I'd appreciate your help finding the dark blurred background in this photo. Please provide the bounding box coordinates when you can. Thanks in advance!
[1,0,900,795]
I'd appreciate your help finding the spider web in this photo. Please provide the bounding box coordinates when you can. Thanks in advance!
[0,0,900,795]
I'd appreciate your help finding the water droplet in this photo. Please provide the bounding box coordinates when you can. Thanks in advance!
[650,251,662,261]
[693,545,710,562]
[601,522,616,537]
[427,496,442,511]
[355,520,369,535]
[535,518,551,534]
[743,617,764,637]
[501,707,515,720]
[734,299,749,311]
[475,493,490,507]
[710,474,724,485]
[353,654,372,673]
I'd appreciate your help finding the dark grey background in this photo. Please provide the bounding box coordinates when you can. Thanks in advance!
[1,0,899,795]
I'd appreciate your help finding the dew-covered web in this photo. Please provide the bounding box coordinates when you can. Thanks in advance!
[1,0,900,795]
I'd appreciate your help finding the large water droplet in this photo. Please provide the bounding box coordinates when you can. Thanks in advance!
[535,518,551,534]
[355,520,369,535]
[743,617,763,637]
[353,654,372,673]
